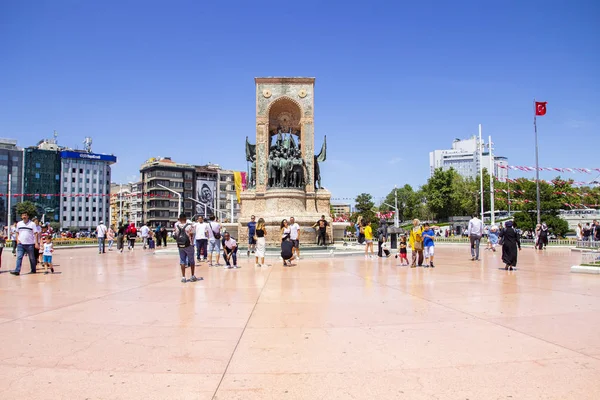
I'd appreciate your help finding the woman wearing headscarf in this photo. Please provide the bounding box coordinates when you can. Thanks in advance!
[409,219,424,268]
[538,223,549,250]
[499,221,521,270]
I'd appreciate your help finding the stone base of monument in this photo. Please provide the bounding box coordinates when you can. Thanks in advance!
[237,188,333,246]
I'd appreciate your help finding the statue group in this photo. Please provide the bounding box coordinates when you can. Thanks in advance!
[246,128,326,190]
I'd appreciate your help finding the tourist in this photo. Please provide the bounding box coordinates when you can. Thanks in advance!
[42,235,55,274]
[96,220,108,254]
[538,223,549,250]
[207,216,222,267]
[363,220,375,259]
[107,225,115,251]
[289,216,301,259]
[281,219,291,241]
[377,219,388,257]
[422,222,436,268]
[487,224,498,252]
[0,226,5,270]
[255,217,267,267]
[140,222,150,249]
[159,225,168,247]
[10,222,18,256]
[155,224,162,247]
[117,224,126,253]
[281,236,295,266]
[147,229,155,250]
[247,215,257,257]
[499,220,521,270]
[126,222,137,250]
[193,216,209,262]
[409,218,424,268]
[32,217,42,263]
[394,235,409,266]
[576,223,582,241]
[222,232,239,269]
[467,214,483,261]
[174,213,201,283]
[312,215,328,247]
[595,220,600,242]
[356,216,365,244]
[10,212,38,276]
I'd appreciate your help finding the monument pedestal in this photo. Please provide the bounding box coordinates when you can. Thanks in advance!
[238,188,332,245]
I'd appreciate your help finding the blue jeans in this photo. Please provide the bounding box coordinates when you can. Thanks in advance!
[470,235,481,259]
[223,248,237,266]
[178,246,195,267]
[15,243,37,273]
[98,237,106,253]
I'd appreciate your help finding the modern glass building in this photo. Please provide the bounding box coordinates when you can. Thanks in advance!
[23,143,62,223]
[0,139,24,227]
[60,150,117,230]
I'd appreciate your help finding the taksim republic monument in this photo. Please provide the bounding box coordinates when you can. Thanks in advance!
[239,77,332,244]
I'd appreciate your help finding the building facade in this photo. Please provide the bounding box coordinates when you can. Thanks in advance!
[429,136,508,181]
[130,181,143,226]
[331,203,351,216]
[60,150,116,230]
[195,164,240,223]
[23,139,62,224]
[0,139,24,226]
[140,157,195,229]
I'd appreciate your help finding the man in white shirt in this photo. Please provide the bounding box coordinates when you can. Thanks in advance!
[11,212,39,276]
[96,221,108,254]
[467,214,484,261]
[289,216,301,260]
[207,216,222,267]
[140,223,150,250]
[222,232,239,269]
[193,216,209,262]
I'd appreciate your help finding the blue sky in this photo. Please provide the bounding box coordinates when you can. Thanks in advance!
[1,0,598,203]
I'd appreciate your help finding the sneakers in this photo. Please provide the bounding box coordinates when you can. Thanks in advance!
[224,265,231,269]
[410,265,416,268]
[181,277,187,283]
[189,276,198,282]
[50,267,55,273]
[430,263,435,268]
[10,270,19,276]
[233,265,240,269]
[255,263,260,268]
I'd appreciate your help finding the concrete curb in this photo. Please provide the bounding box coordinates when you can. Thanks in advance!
[571,265,600,274]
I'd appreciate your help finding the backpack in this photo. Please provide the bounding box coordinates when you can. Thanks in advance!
[127,226,137,238]
[175,223,191,248]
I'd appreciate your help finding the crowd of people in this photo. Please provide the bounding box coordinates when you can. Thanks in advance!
[4,209,599,281]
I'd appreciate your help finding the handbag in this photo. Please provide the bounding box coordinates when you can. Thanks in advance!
[414,240,423,251]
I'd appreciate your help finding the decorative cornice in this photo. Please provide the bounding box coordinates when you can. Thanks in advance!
[255,77,315,85]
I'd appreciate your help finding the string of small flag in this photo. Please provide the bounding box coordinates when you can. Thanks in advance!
[494,197,598,207]
[499,165,600,173]
[1,193,186,198]
[492,189,599,197]
[494,177,593,186]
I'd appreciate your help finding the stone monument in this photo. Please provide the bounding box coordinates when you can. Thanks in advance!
[239,77,332,245]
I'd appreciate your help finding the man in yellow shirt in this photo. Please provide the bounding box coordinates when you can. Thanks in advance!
[364,220,375,259]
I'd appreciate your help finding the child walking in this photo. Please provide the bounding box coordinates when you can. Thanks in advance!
[363,220,375,259]
[395,235,409,265]
[422,223,436,268]
[42,236,55,274]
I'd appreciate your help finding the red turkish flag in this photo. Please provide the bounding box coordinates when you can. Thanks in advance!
[535,101,547,116]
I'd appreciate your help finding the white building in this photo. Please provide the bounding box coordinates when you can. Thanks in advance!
[429,136,508,181]
[60,150,116,230]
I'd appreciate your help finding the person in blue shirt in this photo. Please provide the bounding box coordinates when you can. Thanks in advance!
[247,215,257,257]
[422,222,437,268]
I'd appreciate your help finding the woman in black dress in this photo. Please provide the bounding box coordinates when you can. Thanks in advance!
[499,221,521,270]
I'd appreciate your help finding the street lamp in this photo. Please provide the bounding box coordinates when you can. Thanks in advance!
[382,202,399,227]
[157,184,181,218]
[186,197,227,220]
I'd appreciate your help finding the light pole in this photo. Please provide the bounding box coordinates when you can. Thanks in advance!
[187,197,226,220]
[394,185,399,228]
[382,202,398,226]
[157,184,181,218]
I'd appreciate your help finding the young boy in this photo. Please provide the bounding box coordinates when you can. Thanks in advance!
[395,235,409,265]
[42,236,55,274]
[422,223,436,268]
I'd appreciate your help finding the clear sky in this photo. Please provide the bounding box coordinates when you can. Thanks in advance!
[1,1,598,203]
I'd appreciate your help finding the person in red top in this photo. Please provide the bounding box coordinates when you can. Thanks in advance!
[126,223,137,250]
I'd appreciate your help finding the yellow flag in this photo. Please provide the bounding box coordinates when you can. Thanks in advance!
[234,171,242,203]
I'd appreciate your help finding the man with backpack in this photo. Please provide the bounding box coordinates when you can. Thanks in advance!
[174,213,202,283]
[207,216,222,267]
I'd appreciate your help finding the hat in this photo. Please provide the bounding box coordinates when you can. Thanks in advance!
[505,221,513,228]
[99,221,104,224]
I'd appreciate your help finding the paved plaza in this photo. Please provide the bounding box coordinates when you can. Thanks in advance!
[1,246,599,399]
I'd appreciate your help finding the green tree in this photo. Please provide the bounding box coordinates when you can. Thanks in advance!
[422,168,464,220]
[542,215,569,237]
[512,211,534,231]
[354,193,376,225]
[15,201,38,219]
[379,184,423,222]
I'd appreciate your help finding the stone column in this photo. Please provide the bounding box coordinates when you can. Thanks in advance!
[255,118,269,193]
[301,118,315,194]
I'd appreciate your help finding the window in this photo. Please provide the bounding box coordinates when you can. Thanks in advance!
[64,177,67,182]
[92,216,96,221]
[71,216,75,221]
[93,207,96,212]
[35,173,40,179]
[63,197,67,202]
[35,162,41,168]
[86,178,89,183]
[79,169,83,173]
[86,217,89,221]
[71,207,75,212]
[12,156,19,162]
[56,174,60,180]
[72,168,76,173]
[63,186,67,192]
[63,207,66,212]
[72,178,75,183]
[86,169,90,174]
[78,207,82,212]
[63,216,67,221]
[78,216,82,222]
[79,178,82,183]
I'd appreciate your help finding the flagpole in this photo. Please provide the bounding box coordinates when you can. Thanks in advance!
[534,99,541,224]
[479,124,484,220]
[489,135,495,225]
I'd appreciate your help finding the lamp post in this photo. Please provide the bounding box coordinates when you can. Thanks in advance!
[187,197,226,220]
[394,185,399,228]
[157,184,181,218]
